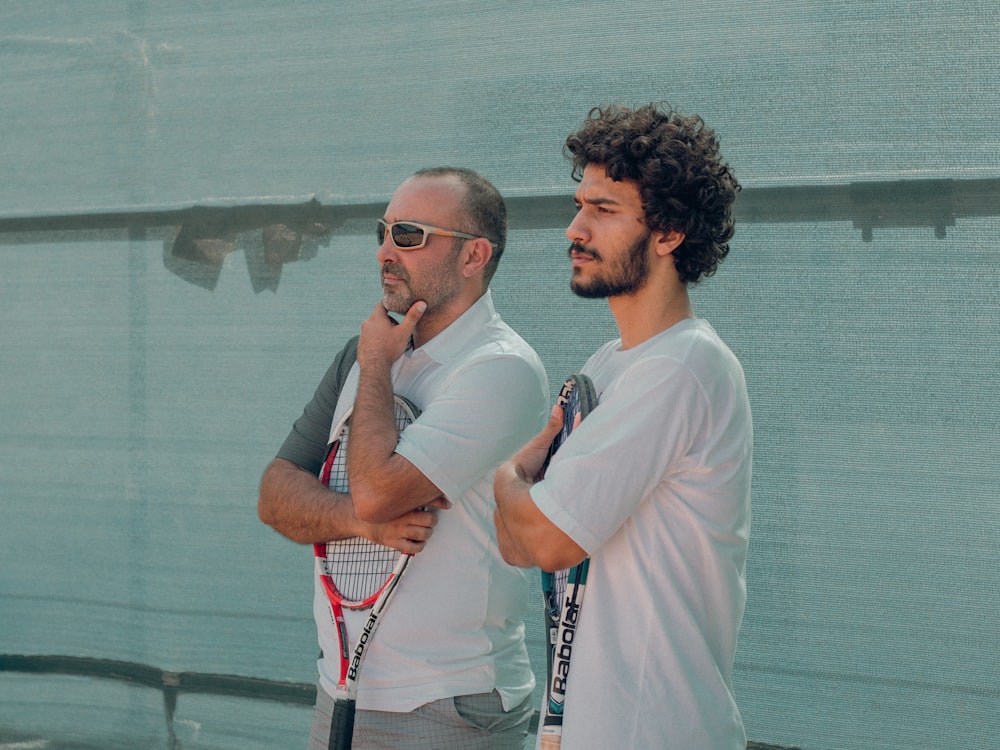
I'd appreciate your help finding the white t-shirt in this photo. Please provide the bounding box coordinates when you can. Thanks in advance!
[530,318,753,749]
[316,291,549,713]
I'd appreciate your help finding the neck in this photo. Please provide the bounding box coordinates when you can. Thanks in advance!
[411,288,486,349]
[608,282,693,350]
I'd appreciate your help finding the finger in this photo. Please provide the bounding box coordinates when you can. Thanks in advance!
[367,301,392,325]
[394,300,427,339]
[397,537,428,555]
[411,508,439,529]
[422,497,452,511]
[531,407,564,448]
[403,526,431,543]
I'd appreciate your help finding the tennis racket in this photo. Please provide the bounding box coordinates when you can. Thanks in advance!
[313,394,420,750]
[538,374,597,749]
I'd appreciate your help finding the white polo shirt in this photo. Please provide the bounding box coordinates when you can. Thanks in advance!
[316,291,549,712]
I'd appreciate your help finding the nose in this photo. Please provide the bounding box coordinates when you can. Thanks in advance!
[377,233,398,264]
[566,211,588,245]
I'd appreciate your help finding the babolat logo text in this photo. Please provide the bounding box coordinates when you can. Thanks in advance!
[348,611,381,680]
[556,382,573,406]
[550,593,583,701]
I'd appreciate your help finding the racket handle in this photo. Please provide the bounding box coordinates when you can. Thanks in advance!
[330,698,356,750]
[540,734,562,749]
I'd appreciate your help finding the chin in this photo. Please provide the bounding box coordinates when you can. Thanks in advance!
[382,294,411,315]
[571,278,596,298]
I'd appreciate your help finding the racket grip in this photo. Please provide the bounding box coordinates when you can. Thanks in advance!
[330,698,356,749]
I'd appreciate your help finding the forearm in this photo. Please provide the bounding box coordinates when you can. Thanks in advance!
[347,353,400,498]
[493,507,535,568]
[348,321,443,522]
[493,459,588,572]
[259,457,443,554]
[257,458,363,544]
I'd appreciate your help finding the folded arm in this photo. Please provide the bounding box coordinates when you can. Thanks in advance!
[348,301,449,523]
[257,457,440,554]
[493,407,588,571]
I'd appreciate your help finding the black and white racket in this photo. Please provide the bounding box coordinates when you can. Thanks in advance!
[538,373,597,749]
[313,394,420,750]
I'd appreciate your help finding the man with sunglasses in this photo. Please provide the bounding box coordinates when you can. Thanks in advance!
[259,167,548,749]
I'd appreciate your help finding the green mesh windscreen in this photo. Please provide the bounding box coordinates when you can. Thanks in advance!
[2,2,998,748]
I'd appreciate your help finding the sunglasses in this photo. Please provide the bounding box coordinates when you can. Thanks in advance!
[377,219,488,250]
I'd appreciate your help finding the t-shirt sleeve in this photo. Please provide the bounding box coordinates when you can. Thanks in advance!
[530,356,709,553]
[275,338,356,476]
[395,354,548,502]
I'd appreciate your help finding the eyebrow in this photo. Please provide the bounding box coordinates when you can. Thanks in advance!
[574,194,624,207]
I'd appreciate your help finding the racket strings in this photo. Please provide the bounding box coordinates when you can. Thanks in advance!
[321,430,350,494]
[321,537,399,602]
[552,569,570,610]
[321,401,413,493]
[317,399,416,604]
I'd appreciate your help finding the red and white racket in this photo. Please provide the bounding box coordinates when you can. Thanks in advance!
[313,394,420,750]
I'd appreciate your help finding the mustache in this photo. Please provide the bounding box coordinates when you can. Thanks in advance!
[568,242,601,261]
[381,262,409,280]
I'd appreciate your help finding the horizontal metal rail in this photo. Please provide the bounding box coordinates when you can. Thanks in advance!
[0,178,997,240]
[0,653,315,705]
[1,653,801,748]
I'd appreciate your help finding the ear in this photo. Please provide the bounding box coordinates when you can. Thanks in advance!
[654,229,685,256]
[461,237,493,278]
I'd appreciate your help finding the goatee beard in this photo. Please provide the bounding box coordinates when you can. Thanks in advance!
[381,263,413,313]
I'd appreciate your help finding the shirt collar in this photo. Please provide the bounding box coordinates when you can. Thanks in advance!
[413,290,498,364]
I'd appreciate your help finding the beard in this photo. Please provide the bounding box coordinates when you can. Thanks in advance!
[381,263,416,314]
[380,246,463,314]
[570,229,651,299]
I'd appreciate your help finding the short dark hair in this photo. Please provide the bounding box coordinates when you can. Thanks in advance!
[413,167,507,286]
[564,103,740,284]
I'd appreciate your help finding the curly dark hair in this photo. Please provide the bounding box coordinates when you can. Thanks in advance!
[564,103,740,284]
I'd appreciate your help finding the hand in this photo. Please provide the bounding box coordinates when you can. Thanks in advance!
[359,498,449,555]
[357,300,426,371]
[515,404,565,482]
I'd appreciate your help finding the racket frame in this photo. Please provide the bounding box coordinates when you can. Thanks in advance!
[537,374,597,749]
[312,393,420,749]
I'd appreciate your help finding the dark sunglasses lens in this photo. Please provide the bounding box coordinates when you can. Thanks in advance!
[391,223,426,248]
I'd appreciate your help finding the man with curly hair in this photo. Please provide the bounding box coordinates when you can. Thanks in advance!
[494,103,752,748]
